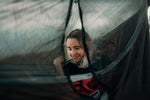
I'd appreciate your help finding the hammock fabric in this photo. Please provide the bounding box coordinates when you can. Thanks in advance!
[0,0,150,100]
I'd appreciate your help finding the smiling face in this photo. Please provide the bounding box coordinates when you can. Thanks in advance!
[66,38,85,63]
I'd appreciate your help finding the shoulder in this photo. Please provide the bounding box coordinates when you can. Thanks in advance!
[64,59,76,67]
[63,59,80,75]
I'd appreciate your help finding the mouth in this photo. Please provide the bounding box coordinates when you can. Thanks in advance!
[72,57,78,60]
[72,56,79,60]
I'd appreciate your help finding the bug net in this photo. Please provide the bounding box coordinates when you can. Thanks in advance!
[0,0,150,100]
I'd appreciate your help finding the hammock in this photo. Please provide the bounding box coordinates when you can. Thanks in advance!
[0,0,150,100]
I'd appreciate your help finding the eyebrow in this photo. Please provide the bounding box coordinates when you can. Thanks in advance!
[67,46,80,48]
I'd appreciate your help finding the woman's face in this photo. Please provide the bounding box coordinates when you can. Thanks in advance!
[67,38,85,63]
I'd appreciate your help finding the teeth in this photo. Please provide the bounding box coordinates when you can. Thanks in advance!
[73,56,78,58]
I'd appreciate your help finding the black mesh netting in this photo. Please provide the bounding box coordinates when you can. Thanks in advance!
[0,0,150,100]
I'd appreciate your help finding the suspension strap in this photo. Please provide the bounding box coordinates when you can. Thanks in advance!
[77,0,113,99]
[61,0,73,55]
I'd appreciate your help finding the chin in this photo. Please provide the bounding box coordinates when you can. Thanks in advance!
[73,60,79,63]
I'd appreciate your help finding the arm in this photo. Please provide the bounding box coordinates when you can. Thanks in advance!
[53,56,65,76]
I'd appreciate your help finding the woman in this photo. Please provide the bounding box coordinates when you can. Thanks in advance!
[54,29,101,76]
[64,28,100,75]
[54,29,111,100]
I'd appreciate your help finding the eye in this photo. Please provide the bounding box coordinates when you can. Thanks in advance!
[75,47,79,50]
[68,48,71,51]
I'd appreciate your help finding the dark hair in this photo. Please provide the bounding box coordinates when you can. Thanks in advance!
[66,29,92,47]
[66,29,97,63]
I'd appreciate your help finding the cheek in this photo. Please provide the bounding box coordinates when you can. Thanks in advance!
[68,50,74,57]
[80,49,85,56]
[67,50,71,56]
